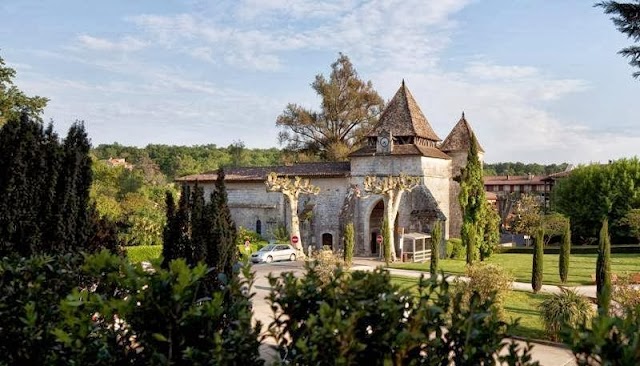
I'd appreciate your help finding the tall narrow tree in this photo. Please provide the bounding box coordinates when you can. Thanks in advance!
[596,218,612,314]
[210,169,238,278]
[430,220,442,276]
[532,226,544,293]
[559,220,571,283]
[161,191,178,268]
[189,183,206,266]
[459,133,485,265]
[343,222,354,267]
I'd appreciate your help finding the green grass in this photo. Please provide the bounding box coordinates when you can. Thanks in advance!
[390,275,550,340]
[391,253,640,286]
[125,245,162,263]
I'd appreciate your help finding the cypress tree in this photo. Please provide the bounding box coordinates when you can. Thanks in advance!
[343,222,354,266]
[162,191,178,268]
[559,220,571,283]
[596,218,612,314]
[430,219,442,276]
[532,226,544,293]
[459,133,485,265]
[211,169,237,278]
[189,183,206,266]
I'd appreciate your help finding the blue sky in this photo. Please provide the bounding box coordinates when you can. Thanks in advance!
[1,0,638,164]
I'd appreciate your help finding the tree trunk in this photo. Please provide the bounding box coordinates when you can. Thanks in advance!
[286,193,303,252]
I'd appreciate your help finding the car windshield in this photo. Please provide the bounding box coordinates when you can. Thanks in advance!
[259,245,277,252]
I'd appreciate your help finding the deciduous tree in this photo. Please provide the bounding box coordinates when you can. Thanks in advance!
[362,174,421,262]
[265,172,320,254]
[276,53,384,161]
[0,55,48,126]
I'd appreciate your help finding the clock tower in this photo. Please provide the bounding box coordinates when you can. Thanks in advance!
[377,130,393,154]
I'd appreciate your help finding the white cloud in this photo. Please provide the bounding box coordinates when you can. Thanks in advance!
[77,34,147,52]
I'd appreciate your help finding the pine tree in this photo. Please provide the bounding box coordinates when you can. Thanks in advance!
[597,1,640,79]
[343,222,354,266]
[459,133,485,265]
[532,226,544,293]
[430,220,442,276]
[559,220,571,283]
[596,218,612,314]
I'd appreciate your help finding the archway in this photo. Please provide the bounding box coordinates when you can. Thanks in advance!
[369,200,384,255]
[322,233,333,250]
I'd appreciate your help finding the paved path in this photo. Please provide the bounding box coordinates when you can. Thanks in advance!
[248,259,578,366]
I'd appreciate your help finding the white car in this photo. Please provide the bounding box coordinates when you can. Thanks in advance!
[250,244,297,263]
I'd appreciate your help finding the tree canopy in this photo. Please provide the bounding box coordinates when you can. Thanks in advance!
[276,53,384,161]
[597,1,640,78]
[0,55,48,126]
[552,158,640,242]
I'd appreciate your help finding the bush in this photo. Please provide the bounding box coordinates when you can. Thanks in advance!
[456,262,514,320]
[613,274,640,316]
[270,223,289,243]
[447,238,465,259]
[236,226,265,246]
[266,263,537,365]
[125,244,162,263]
[0,253,84,365]
[565,304,640,365]
[310,248,344,286]
[539,288,594,341]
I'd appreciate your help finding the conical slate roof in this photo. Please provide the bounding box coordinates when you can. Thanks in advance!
[372,81,441,141]
[440,112,484,153]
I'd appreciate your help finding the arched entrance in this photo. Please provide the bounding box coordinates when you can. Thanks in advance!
[322,233,333,250]
[369,200,384,255]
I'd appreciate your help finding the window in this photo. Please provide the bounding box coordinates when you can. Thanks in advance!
[256,219,262,235]
[322,233,333,250]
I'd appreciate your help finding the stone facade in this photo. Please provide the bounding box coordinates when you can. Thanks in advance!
[177,82,483,255]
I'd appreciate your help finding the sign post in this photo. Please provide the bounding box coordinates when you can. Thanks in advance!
[291,235,299,247]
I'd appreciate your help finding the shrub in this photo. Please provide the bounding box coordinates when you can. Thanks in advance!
[0,253,84,365]
[447,238,465,259]
[613,274,640,316]
[565,305,640,365]
[456,262,514,320]
[430,220,442,275]
[53,251,263,365]
[559,220,571,283]
[236,226,265,246]
[266,263,537,365]
[343,222,354,267]
[539,288,594,341]
[270,223,289,243]
[310,248,344,285]
[596,218,612,314]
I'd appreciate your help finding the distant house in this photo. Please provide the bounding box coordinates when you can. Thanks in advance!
[104,157,134,170]
[483,174,547,196]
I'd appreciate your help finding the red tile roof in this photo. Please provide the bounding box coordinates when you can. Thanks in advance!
[349,144,451,160]
[483,175,545,185]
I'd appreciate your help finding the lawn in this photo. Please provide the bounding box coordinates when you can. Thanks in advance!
[390,275,550,340]
[391,253,640,286]
[125,245,162,263]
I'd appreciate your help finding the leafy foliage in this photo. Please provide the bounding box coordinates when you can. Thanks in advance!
[539,288,594,342]
[613,274,640,316]
[596,1,640,79]
[381,217,392,265]
[532,227,544,293]
[455,262,514,320]
[343,221,355,266]
[483,162,569,176]
[480,201,501,260]
[565,305,640,365]
[446,238,465,259]
[596,218,612,314]
[559,220,571,283]
[0,54,48,126]
[276,53,384,161]
[266,263,539,365]
[618,208,640,241]
[552,158,640,242]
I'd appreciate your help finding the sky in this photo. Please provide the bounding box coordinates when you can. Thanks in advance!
[1,0,638,164]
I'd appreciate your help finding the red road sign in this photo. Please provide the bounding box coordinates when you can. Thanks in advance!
[376,234,383,244]
[291,236,299,244]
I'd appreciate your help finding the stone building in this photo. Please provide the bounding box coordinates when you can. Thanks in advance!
[177,81,483,256]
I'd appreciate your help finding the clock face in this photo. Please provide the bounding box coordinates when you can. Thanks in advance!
[379,137,389,147]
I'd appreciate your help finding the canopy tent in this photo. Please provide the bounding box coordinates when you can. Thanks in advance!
[400,232,431,262]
